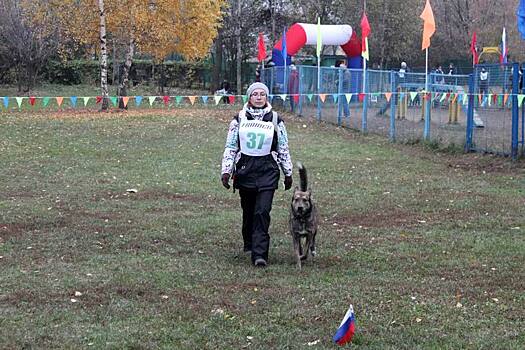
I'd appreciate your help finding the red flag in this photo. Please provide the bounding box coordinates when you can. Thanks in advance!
[29,96,36,106]
[470,32,479,65]
[257,33,266,63]
[360,13,371,60]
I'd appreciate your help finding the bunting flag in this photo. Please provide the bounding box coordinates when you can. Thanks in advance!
[478,94,483,105]
[43,97,50,107]
[214,95,222,105]
[228,95,235,104]
[29,96,36,106]
[333,304,356,345]
[518,0,525,40]
[410,91,418,101]
[201,96,209,104]
[462,93,468,105]
[16,97,23,108]
[488,93,493,106]
[361,12,371,61]
[175,96,183,105]
[399,92,405,101]
[70,96,77,107]
[162,96,170,106]
[384,92,392,102]
[319,94,326,103]
[293,94,299,103]
[439,93,447,102]
[471,32,479,65]
[56,97,63,107]
[279,94,287,101]
[504,93,509,105]
[316,17,322,58]
[188,96,196,105]
[110,96,117,106]
[148,96,156,106]
[332,94,338,103]
[518,94,525,107]
[500,27,508,64]
[122,96,129,108]
[345,93,353,103]
[241,95,248,104]
[307,94,313,102]
[257,32,266,63]
[451,93,458,102]
[492,94,498,105]
[135,96,142,106]
[96,96,102,104]
[420,0,436,50]
[83,97,90,106]
[2,97,8,108]
[358,93,365,102]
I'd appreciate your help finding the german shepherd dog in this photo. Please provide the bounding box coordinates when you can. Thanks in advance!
[289,162,319,270]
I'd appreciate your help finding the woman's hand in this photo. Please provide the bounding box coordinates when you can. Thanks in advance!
[284,176,293,190]
[221,173,231,189]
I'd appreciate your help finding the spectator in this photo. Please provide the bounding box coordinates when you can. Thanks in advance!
[338,61,350,118]
[479,68,489,95]
[288,64,299,112]
[435,65,445,84]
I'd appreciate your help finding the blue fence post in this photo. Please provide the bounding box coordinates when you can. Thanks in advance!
[337,69,343,126]
[362,69,368,134]
[512,62,519,159]
[269,67,274,97]
[465,73,475,152]
[423,74,432,140]
[298,66,303,116]
[317,67,322,122]
[389,70,396,142]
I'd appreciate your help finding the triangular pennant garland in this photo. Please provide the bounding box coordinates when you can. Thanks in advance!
[29,96,36,106]
[409,92,418,102]
[518,94,525,108]
[332,94,338,103]
[307,94,313,102]
[201,96,209,104]
[384,92,392,102]
[56,97,63,107]
[122,96,129,108]
[345,93,353,103]
[2,97,8,108]
[279,94,287,101]
[83,97,90,106]
[162,96,170,106]
[358,93,365,102]
[319,94,326,103]
[241,95,248,104]
[16,97,24,108]
[188,96,196,105]
[70,96,77,107]
[214,95,222,105]
[148,96,156,106]
[228,95,235,104]
[110,96,117,106]
[175,96,183,105]
[135,96,142,106]
[42,97,50,107]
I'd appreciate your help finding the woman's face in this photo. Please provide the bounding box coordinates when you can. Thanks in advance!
[249,88,267,108]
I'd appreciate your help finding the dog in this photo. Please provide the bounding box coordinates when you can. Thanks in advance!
[289,162,319,270]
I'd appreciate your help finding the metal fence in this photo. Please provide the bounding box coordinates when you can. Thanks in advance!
[261,63,524,159]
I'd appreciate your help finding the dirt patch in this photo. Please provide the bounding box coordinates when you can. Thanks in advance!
[0,217,69,239]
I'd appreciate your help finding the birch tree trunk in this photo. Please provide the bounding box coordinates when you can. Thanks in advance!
[118,38,135,109]
[236,0,242,94]
[98,0,109,111]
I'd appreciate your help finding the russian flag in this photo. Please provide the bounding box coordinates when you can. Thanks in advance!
[333,304,356,345]
[500,27,507,64]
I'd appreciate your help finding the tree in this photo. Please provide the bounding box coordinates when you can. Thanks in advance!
[49,0,225,106]
[0,0,60,92]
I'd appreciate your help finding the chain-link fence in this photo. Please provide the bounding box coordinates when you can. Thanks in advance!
[262,63,524,159]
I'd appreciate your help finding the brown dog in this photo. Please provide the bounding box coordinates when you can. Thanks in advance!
[289,162,318,270]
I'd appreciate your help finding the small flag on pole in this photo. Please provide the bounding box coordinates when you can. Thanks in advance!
[333,304,356,345]
[361,13,371,61]
[420,0,435,50]
[500,27,508,64]
[257,33,266,63]
[470,32,479,65]
[518,0,525,40]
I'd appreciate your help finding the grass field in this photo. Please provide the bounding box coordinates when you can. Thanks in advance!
[1,108,524,349]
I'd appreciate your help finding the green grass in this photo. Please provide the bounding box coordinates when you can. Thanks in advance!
[1,108,524,349]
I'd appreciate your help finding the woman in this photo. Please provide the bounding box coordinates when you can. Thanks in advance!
[221,82,293,267]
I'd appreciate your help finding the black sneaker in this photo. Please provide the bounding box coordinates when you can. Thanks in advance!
[254,258,267,267]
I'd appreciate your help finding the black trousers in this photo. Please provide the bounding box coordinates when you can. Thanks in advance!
[239,189,275,263]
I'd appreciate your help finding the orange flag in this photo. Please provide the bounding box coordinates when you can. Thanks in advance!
[420,0,435,50]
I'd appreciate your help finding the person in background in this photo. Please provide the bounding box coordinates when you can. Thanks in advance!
[479,68,489,96]
[288,64,299,112]
[338,61,350,118]
[221,82,293,267]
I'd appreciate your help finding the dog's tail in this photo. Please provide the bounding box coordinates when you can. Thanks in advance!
[297,162,308,192]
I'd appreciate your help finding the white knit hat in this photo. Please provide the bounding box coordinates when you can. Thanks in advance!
[246,82,269,97]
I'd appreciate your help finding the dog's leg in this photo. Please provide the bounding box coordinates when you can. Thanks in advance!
[293,236,302,270]
[310,231,317,258]
[302,235,312,261]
